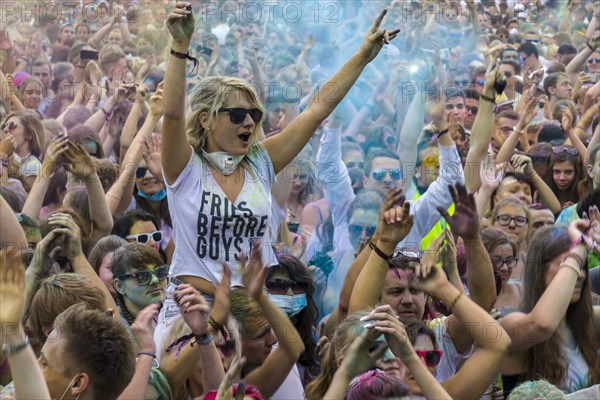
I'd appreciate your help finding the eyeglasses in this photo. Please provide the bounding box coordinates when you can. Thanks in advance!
[454,79,470,86]
[466,105,478,115]
[587,58,600,65]
[136,167,148,179]
[1,121,18,131]
[495,215,529,227]
[415,350,443,367]
[265,279,307,295]
[371,167,402,181]
[490,256,517,269]
[473,79,485,86]
[218,108,263,124]
[115,264,169,286]
[126,230,163,244]
[552,146,579,155]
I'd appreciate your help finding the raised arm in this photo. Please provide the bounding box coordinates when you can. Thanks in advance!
[87,19,116,49]
[565,32,599,81]
[263,10,400,174]
[0,250,51,400]
[512,154,561,214]
[63,143,113,241]
[162,3,194,184]
[119,87,145,166]
[118,304,159,400]
[397,86,425,186]
[348,200,414,314]
[411,267,511,399]
[464,66,503,193]
[241,245,305,399]
[21,135,69,220]
[48,212,118,311]
[501,222,588,353]
[0,189,26,251]
[496,93,537,164]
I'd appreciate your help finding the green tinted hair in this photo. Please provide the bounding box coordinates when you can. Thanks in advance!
[148,368,173,400]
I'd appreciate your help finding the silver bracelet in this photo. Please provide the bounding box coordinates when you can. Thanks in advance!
[2,336,29,355]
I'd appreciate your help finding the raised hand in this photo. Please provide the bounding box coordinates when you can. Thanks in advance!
[47,212,83,259]
[40,134,69,178]
[358,9,401,63]
[510,154,534,176]
[409,263,450,296]
[166,2,195,47]
[142,136,163,180]
[240,242,267,300]
[149,82,164,117]
[0,133,15,157]
[378,199,414,246]
[215,356,246,400]
[361,305,414,360]
[210,263,231,328]
[560,103,574,132]
[437,184,479,240]
[63,141,96,179]
[482,63,504,100]
[130,303,159,354]
[340,324,389,378]
[0,250,26,328]
[174,283,210,336]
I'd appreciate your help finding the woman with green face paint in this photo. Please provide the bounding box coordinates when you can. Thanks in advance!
[111,242,168,327]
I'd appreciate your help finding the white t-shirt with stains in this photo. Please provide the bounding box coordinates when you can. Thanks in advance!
[165,143,277,287]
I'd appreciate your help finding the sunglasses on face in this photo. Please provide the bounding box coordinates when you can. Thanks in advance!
[116,264,169,286]
[218,107,263,124]
[587,58,600,65]
[416,350,443,367]
[136,167,148,179]
[526,39,539,44]
[265,279,307,295]
[552,146,579,155]
[466,105,478,115]
[349,224,377,239]
[495,214,528,227]
[1,121,18,131]
[126,230,163,244]
[371,167,402,181]
[473,79,485,86]
[490,256,517,269]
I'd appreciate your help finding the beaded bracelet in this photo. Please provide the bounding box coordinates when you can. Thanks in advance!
[559,262,581,276]
[562,251,585,267]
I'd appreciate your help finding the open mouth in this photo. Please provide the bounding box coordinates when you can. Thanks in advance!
[239,133,251,143]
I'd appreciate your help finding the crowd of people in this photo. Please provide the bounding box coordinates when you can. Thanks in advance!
[0,0,600,399]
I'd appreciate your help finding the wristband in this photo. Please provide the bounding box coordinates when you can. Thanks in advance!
[170,48,199,76]
[2,336,29,355]
[191,333,213,346]
[512,127,524,134]
[137,352,156,358]
[480,93,496,104]
[586,42,596,52]
[368,240,392,263]
[432,129,449,142]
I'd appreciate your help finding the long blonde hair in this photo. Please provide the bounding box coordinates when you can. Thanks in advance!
[186,76,265,154]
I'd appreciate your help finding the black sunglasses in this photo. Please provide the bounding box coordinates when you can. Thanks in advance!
[349,224,377,238]
[116,264,169,286]
[265,279,307,295]
[218,108,263,124]
[136,167,148,179]
[466,105,478,114]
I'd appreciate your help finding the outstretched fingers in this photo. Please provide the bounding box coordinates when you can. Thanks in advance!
[370,9,388,34]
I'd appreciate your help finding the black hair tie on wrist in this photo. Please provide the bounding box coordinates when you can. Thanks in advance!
[170,48,199,76]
